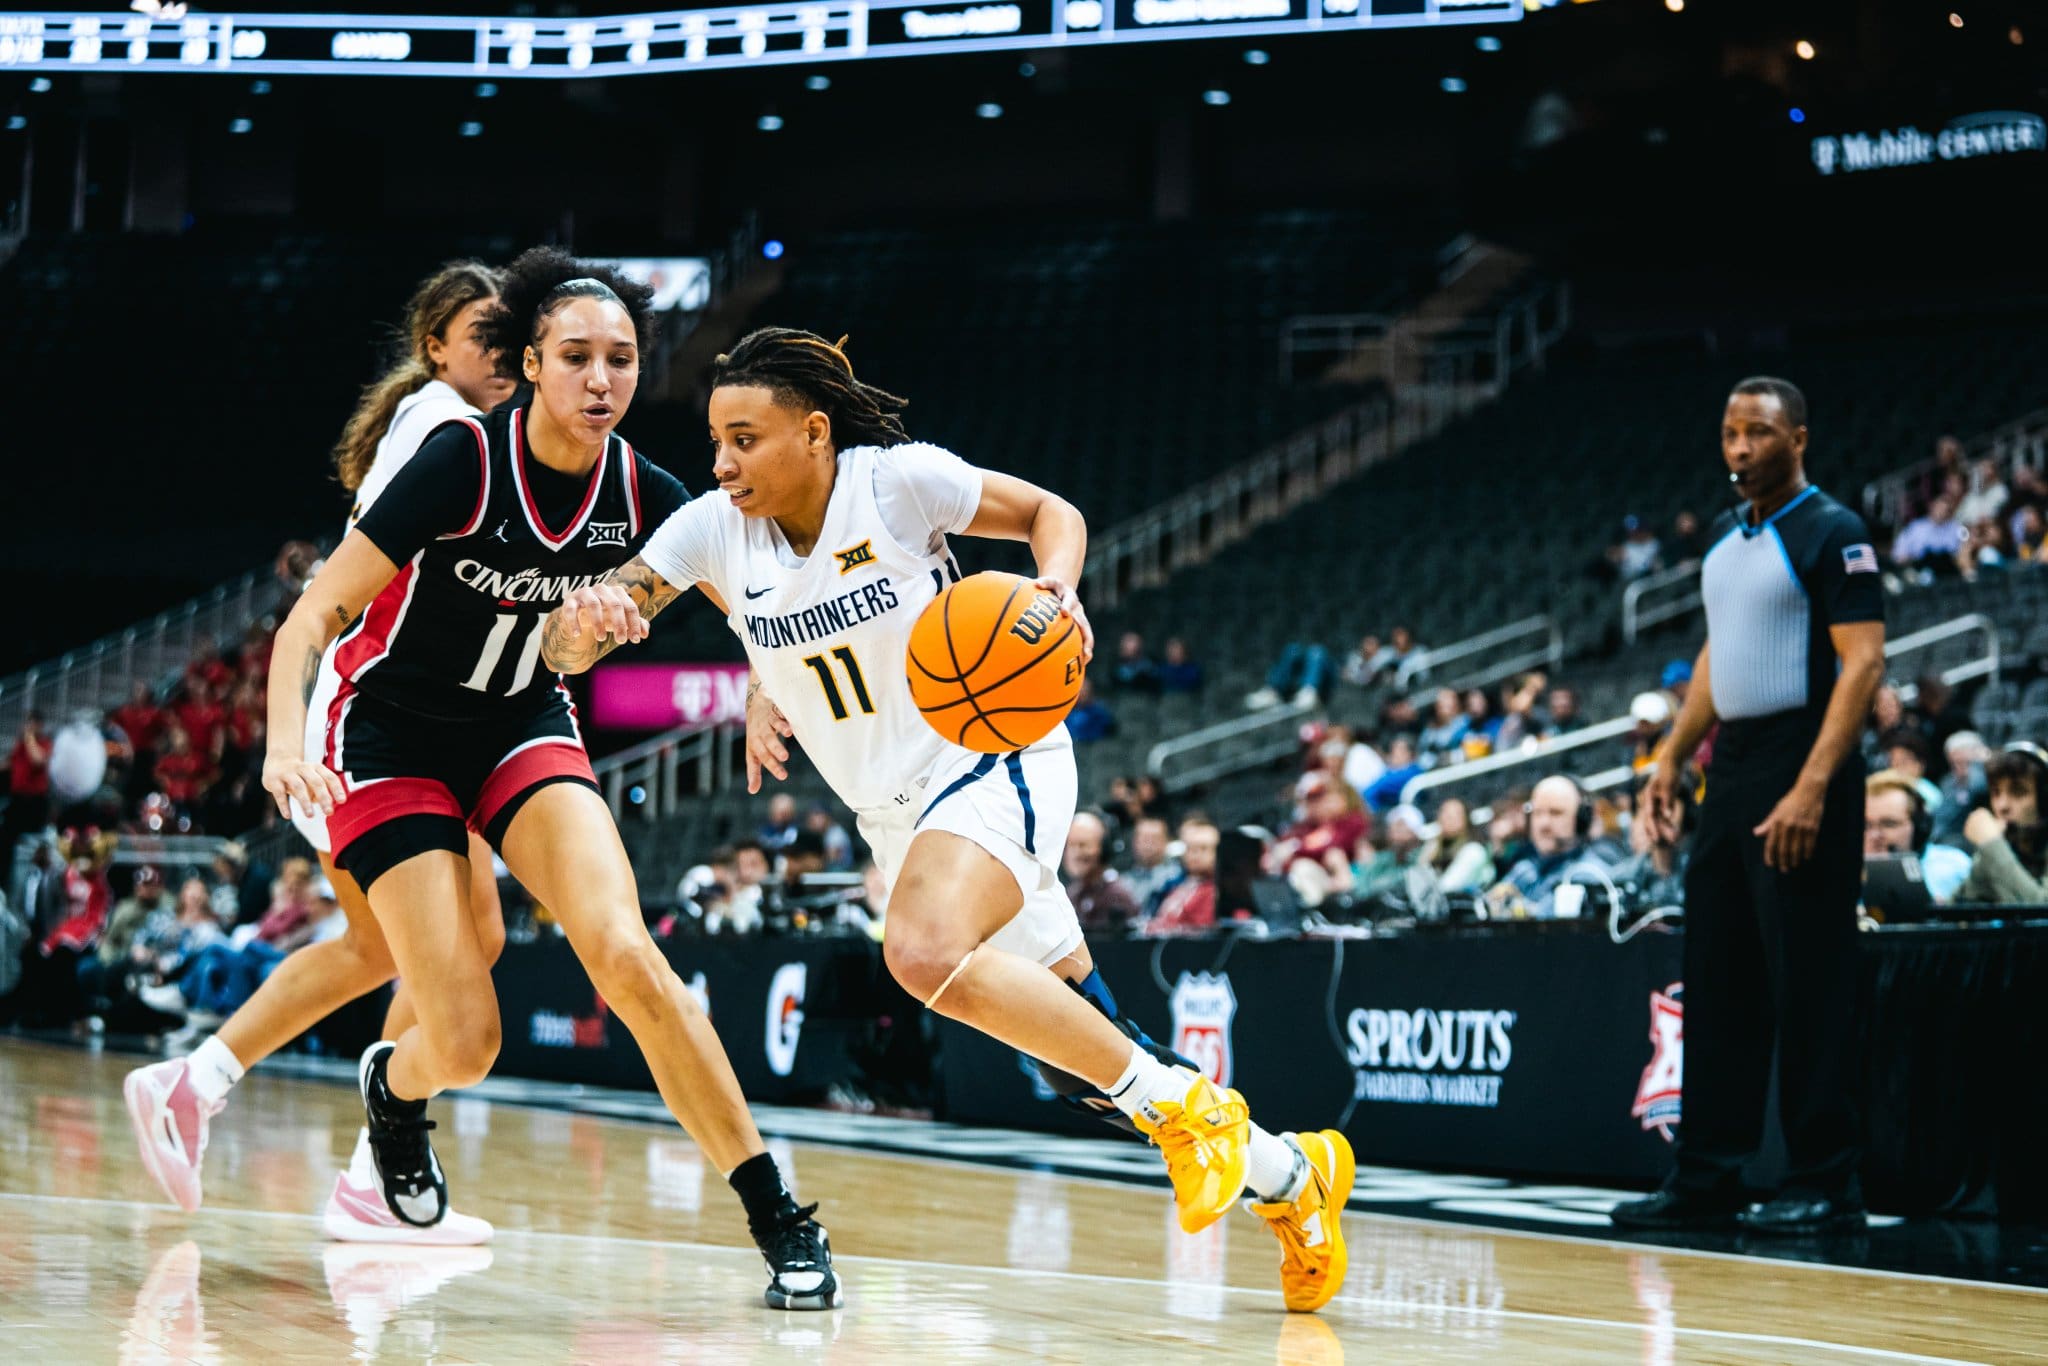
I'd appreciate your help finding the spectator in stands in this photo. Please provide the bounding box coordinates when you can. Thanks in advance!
[152,723,213,823]
[857,859,889,941]
[1488,785,1534,869]
[1862,685,1911,772]
[1066,680,1117,743]
[221,680,264,774]
[1668,509,1706,564]
[1485,776,1615,919]
[2008,467,2048,547]
[1662,659,1694,706]
[1606,515,1665,582]
[1628,690,1674,772]
[78,866,171,1018]
[185,641,235,695]
[1340,633,1386,689]
[1064,811,1140,936]
[1157,637,1204,694]
[1419,796,1495,893]
[1545,686,1585,738]
[767,829,830,925]
[1353,803,1426,902]
[112,683,166,790]
[1111,632,1161,694]
[1319,723,1385,798]
[168,873,332,1028]
[802,804,854,871]
[1119,815,1180,914]
[1417,689,1470,765]
[174,678,227,765]
[1461,690,1497,759]
[1363,737,1424,813]
[1959,746,2048,903]
[722,840,770,935]
[2017,504,2048,562]
[1269,774,1369,876]
[1492,673,1547,752]
[1880,726,1944,808]
[1890,494,1965,580]
[1935,731,1990,846]
[1912,675,1968,753]
[1245,641,1333,710]
[1148,817,1219,936]
[1915,435,1965,515]
[1376,694,1422,740]
[210,843,262,927]
[757,792,799,851]
[94,710,136,804]
[4,713,53,850]
[1957,456,2010,528]
[1864,770,1971,903]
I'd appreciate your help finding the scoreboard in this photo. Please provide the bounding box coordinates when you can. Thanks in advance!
[0,0,1517,80]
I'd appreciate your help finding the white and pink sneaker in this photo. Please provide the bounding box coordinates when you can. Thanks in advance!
[124,1058,224,1213]
[323,1171,495,1245]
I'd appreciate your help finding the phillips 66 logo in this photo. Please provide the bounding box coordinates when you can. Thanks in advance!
[1169,971,1237,1088]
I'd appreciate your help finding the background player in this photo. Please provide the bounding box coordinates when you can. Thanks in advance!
[541,328,1352,1313]
[258,251,839,1309]
[125,261,513,1243]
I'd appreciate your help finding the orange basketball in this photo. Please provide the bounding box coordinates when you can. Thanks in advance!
[906,571,1087,753]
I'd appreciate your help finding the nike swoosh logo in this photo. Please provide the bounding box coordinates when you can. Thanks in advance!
[744,586,773,600]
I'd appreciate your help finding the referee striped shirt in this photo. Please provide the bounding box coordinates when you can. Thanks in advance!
[1700,486,1884,722]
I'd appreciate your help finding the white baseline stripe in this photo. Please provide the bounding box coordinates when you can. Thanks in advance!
[0,1193,1997,1365]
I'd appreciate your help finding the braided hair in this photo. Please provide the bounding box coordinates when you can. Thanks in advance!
[478,245,659,378]
[712,327,910,450]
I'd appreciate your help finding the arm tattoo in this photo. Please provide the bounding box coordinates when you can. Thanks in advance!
[298,644,323,707]
[542,556,680,674]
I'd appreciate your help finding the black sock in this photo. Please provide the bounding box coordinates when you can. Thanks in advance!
[729,1152,799,1236]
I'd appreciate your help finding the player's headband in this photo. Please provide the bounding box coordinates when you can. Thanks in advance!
[547,276,624,304]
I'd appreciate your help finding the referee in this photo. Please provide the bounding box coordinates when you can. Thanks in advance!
[1612,377,1885,1236]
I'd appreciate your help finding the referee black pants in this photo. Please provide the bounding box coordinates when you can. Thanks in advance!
[1674,713,1865,1202]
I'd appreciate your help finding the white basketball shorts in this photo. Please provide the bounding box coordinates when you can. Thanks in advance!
[855,724,1082,967]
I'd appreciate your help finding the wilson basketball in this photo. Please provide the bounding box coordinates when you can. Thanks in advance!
[906,571,1087,753]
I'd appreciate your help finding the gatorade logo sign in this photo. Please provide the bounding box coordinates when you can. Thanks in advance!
[1169,971,1237,1087]
[765,962,807,1078]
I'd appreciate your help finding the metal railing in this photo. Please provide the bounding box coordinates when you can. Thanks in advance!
[1396,614,1562,697]
[1148,700,1316,795]
[1620,559,1705,645]
[0,561,280,739]
[1399,715,1639,808]
[1085,281,1570,614]
[1400,611,2003,809]
[1887,614,2001,698]
[1862,405,2048,532]
[594,720,745,820]
[1279,279,1570,387]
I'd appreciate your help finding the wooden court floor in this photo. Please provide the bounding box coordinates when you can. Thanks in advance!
[0,1039,2042,1364]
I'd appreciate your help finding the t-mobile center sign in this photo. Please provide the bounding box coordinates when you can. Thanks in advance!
[589,663,749,728]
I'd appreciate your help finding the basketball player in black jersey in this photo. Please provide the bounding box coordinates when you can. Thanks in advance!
[261,248,840,1310]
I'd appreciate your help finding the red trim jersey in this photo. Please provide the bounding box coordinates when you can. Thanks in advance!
[343,405,689,722]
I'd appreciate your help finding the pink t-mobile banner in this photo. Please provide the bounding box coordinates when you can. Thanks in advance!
[589,663,750,729]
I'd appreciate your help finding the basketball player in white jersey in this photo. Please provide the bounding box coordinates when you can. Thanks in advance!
[542,328,1353,1312]
[125,262,513,1243]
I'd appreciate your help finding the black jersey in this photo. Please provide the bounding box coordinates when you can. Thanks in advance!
[342,405,689,721]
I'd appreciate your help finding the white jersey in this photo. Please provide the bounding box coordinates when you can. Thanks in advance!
[294,379,482,852]
[640,443,977,813]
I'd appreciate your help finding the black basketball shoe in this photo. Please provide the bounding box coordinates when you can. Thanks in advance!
[357,1042,448,1228]
[757,1202,843,1310]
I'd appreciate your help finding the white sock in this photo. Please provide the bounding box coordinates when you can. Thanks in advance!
[187,1036,244,1106]
[346,1126,375,1183]
[1105,1044,1192,1125]
[1247,1127,1308,1205]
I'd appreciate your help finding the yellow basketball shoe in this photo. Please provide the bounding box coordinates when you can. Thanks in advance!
[1249,1129,1355,1313]
[1132,1073,1250,1234]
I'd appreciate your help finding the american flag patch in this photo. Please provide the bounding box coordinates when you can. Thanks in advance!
[1842,543,1879,575]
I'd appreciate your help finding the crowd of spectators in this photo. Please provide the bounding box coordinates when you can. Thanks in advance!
[1,835,348,1047]
[1881,438,2048,584]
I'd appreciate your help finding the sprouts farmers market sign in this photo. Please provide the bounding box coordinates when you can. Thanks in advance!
[590,663,749,728]
[1811,110,2045,177]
